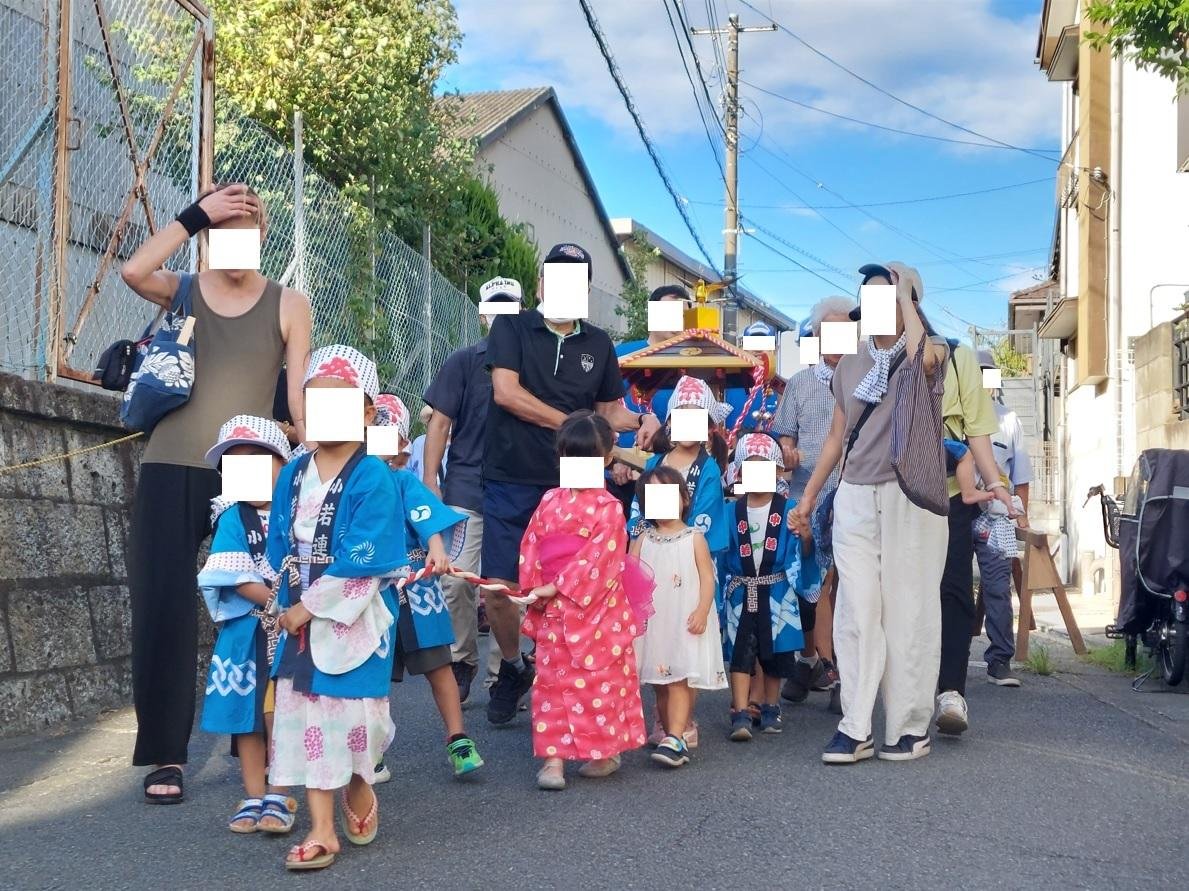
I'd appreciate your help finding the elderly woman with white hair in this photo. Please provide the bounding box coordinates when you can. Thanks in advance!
[767,295,856,710]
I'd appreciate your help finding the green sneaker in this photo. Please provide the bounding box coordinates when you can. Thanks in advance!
[447,736,485,777]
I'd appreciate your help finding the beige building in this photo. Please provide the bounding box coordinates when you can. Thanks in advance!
[610,217,799,339]
[446,87,631,330]
[1033,0,1189,597]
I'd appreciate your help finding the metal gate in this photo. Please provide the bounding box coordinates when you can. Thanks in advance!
[0,0,212,383]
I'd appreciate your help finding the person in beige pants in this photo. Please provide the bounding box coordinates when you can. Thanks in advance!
[791,261,950,764]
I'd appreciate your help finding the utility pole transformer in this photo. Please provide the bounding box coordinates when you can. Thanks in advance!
[692,13,774,337]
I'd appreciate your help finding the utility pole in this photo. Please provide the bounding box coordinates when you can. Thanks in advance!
[692,13,774,331]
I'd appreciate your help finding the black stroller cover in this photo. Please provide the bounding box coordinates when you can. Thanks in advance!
[1114,449,1189,634]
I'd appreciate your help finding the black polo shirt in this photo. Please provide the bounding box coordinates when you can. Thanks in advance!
[423,338,491,512]
[484,310,623,487]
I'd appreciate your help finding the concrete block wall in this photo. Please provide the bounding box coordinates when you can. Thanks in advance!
[1135,321,1189,452]
[0,373,212,737]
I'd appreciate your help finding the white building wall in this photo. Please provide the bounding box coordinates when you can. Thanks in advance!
[475,104,626,330]
[1057,61,1189,596]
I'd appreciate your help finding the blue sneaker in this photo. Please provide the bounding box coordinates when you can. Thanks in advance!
[878,734,931,762]
[650,735,690,768]
[759,703,783,734]
[729,709,753,741]
[821,730,875,764]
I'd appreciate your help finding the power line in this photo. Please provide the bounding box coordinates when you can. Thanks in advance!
[738,77,1060,155]
[687,177,1053,210]
[577,0,721,275]
[662,0,727,182]
[734,0,1062,162]
[672,0,723,134]
[741,218,856,289]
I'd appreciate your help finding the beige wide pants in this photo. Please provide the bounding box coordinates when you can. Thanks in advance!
[832,479,948,745]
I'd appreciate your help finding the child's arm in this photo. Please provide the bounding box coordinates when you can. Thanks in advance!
[687,532,716,636]
[957,451,995,505]
[629,536,643,558]
[236,581,273,607]
[424,532,449,574]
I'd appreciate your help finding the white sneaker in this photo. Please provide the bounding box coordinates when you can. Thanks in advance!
[935,691,969,736]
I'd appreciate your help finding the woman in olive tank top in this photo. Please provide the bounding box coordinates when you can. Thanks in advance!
[121,184,312,804]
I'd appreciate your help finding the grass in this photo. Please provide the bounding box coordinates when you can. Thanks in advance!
[1024,645,1053,676]
[1083,639,1152,674]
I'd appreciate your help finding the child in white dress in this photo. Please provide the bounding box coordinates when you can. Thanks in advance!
[631,465,726,768]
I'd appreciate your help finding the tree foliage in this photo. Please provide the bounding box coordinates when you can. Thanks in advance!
[1085,1,1189,94]
[615,235,660,342]
[990,336,1031,378]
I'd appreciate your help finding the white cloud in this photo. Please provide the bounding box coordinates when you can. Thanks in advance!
[450,0,1060,151]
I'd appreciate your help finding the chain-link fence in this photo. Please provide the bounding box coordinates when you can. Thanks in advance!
[1,0,479,413]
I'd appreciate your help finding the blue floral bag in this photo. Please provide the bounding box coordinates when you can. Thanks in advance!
[120,273,196,433]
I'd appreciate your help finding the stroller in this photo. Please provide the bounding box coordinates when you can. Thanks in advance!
[1095,448,1189,687]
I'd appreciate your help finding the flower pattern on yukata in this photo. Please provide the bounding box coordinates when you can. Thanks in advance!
[519,488,647,761]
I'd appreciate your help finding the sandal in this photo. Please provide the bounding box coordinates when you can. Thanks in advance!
[577,755,621,778]
[285,840,336,871]
[143,766,184,805]
[537,761,566,791]
[339,786,379,846]
[258,793,298,834]
[228,798,263,833]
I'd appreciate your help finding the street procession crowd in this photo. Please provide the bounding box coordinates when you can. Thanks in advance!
[119,184,1034,871]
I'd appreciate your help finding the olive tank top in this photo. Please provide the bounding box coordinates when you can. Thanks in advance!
[142,276,285,468]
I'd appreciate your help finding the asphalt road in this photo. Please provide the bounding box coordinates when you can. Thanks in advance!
[2,638,1187,891]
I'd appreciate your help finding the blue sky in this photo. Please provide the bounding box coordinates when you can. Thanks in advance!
[444,0,1061,340]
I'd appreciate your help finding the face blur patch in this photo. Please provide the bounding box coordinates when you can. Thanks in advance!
[220,453,274,502]
[859,284,897,337]
[982,368,1002,389]
[647,300,684,333]
[366,425,403,458]
[305,388,364,442]
[643,483,680,520]
[799,336,821,365]
[740,460,777,494]
[669,407,708,443]
[208,228,261,270]
[742,334,776,352]
[540,263,589,320]
[559,456,605,489]
[820,321,858,355]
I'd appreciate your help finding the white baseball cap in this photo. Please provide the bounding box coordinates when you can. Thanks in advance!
[479,277,523,303]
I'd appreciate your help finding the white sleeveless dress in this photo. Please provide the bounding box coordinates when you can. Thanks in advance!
[635,527,727,690]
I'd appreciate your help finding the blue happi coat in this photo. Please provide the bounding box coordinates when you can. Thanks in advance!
[199,503,272,736]
[390,468,465,651]
[628,448,728,558]
[268,453,408,699]
[720,494,820,662]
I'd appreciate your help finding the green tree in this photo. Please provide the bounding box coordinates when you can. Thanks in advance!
[615,235,659,341]
[498,224,540,308]
[1085,1,1189,94]
[990,336,1030,378]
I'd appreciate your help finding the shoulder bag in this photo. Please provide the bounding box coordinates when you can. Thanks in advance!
[119,272,197,433]
[889,336,950,516]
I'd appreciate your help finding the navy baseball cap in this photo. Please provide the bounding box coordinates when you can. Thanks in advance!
[849,261,924,321]
[544,243,593,281]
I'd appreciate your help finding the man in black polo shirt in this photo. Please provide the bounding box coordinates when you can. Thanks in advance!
[483,243,661,725]
[423,277,523,704]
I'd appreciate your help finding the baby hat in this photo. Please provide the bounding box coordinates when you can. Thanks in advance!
[373,393,411,441]
[303,344,380,400]
[670,375,732,425]
[204,414,292,468]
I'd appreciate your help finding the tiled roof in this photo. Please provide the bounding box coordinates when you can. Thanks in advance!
[1010,279,1058,302]
[442,87,553,146]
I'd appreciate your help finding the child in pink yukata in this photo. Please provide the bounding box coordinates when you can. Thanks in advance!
[518,410,651,791]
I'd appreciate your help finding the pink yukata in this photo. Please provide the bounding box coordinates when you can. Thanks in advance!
[520,487,648,762]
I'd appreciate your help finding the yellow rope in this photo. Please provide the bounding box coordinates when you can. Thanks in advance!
[0,431,144,474]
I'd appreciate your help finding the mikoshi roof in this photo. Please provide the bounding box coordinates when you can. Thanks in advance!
[618,329,769,395]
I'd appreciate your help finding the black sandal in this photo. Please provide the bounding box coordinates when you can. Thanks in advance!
[143,766,184,805]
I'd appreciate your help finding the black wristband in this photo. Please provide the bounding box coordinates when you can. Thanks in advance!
[175,202,212,237]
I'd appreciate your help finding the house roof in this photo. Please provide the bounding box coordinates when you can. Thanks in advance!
[442,87,632,283]
[610,217,800,331]
[1010,279,1058,303]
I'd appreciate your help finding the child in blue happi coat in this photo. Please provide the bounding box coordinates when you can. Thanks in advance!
[198,414,296,835]
[268,345,409,872]
[627,375,730,748]
[370,393,484,779]
[720,433,820,741]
